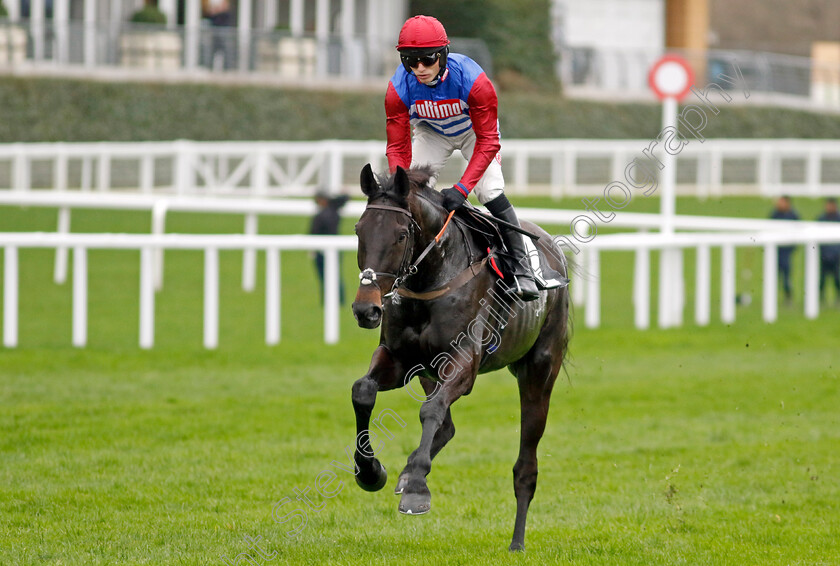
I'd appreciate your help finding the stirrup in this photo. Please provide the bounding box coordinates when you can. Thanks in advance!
[509,272,540,301]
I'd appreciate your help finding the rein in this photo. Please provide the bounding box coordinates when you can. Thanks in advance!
[407,210,454,278]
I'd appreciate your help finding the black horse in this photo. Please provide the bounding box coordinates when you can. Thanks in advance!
[350,164,571,551]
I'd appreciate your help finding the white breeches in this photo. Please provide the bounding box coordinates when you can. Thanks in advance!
[409,123,505,205]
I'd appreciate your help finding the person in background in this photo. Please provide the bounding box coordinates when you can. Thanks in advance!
[769,195,799,304]
[311,190,350,305]
[817,197,840,305]
[205,0,235,70]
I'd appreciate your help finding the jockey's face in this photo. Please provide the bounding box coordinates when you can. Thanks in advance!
[413,59,441,85]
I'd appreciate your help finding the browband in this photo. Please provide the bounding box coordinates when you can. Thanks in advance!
[364,203,414,218]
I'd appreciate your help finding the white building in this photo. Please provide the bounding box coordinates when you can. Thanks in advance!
[0,0,407,81]
[551,0,840,110]
[552,0,666,94]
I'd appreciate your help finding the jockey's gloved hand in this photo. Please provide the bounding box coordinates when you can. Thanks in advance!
[441,187,468,212]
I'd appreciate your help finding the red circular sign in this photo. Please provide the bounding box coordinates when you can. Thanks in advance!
[648,55,694,101]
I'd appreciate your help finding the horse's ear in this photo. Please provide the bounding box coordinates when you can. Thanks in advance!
[360,163,377,197]
[393,166,410,198]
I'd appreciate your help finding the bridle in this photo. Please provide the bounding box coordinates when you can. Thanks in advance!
[357,202,442,298]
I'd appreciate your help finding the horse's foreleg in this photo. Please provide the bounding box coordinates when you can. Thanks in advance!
[395,394,455,495]
[416,377,458,462]
[351,375,388,491]
[398,372,473,515]
[351,345,400,492]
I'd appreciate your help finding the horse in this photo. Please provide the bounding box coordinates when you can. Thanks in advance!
[350,164,571,551]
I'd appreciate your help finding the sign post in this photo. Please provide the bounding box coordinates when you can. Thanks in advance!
[648,55,694,328]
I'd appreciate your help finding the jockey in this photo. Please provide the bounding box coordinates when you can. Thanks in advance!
[384,15,540,302]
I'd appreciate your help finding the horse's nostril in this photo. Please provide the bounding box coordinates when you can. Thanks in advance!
[352,302,382,328]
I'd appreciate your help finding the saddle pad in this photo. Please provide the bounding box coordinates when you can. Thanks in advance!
[453,206,505,251]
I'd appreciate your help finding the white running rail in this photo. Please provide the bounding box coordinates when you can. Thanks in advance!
[1,233,355,349]
[3,139,840,197]
[0,190,823,293]
[3,227,840,349]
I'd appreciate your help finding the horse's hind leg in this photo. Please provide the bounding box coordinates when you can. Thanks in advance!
[508,356,561,551]
[509,328,567,551]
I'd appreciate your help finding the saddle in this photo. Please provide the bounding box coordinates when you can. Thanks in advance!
[453,205,569,291]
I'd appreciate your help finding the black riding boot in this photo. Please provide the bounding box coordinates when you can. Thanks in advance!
[485,194,540,302]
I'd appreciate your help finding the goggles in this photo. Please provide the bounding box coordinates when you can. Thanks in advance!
[400,51,441,69]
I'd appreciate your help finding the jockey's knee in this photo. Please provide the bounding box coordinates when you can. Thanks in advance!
[475,185,505,206]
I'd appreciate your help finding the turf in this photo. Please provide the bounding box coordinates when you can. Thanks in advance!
[1,198,838,565]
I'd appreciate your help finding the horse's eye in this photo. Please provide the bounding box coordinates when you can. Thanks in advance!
[354,223,360,234]
[398,232,408,243]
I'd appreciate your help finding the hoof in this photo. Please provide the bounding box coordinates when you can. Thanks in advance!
[394,473,410,495]
[398,491,431,515]
[355,460,387,492]
[509,542,525,552]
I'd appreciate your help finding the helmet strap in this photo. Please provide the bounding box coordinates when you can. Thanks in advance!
[436,46,450,80]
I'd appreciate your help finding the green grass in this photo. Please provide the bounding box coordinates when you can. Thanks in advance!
[1,199,839,565]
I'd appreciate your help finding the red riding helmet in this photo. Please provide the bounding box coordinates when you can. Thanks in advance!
[396,15,450,50]
[396,15,451,80]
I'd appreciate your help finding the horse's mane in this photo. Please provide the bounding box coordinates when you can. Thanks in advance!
[371,165,444,209]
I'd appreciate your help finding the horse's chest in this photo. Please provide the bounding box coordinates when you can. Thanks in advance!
[383,305,427,350]
[386,307,463,361]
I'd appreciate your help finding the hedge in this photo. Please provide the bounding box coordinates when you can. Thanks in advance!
[1,77,840,143]
[408,0,558,90]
